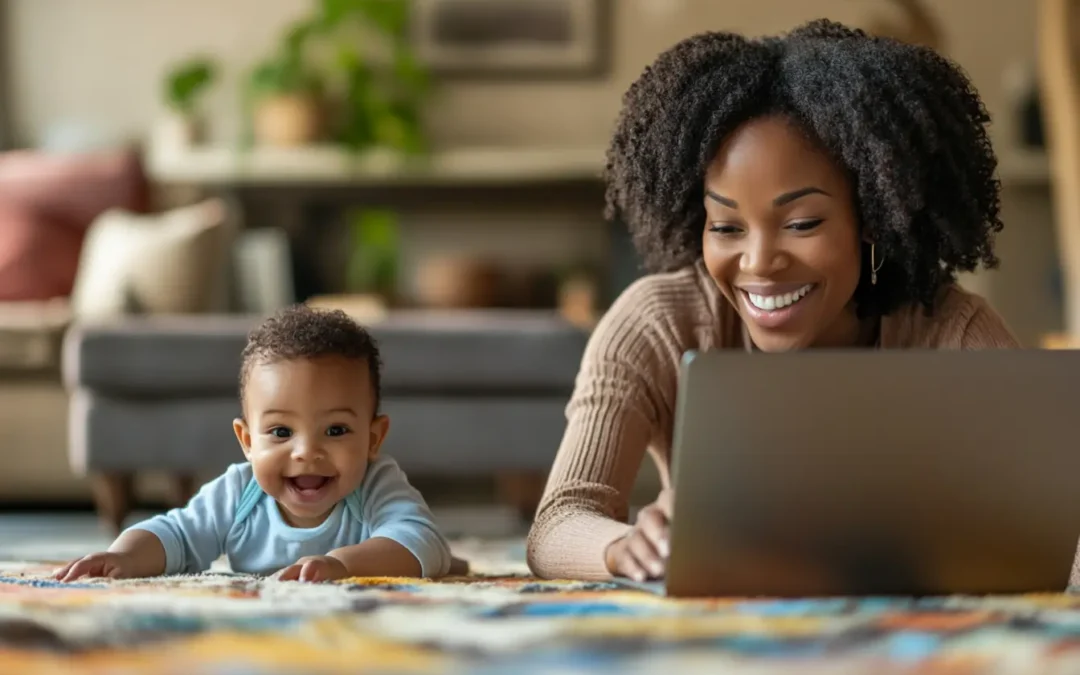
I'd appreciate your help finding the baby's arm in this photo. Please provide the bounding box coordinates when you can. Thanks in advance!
[56,465,245,580]
[290,458,451,580]
[54,529,167,581]
[130,465,245,574]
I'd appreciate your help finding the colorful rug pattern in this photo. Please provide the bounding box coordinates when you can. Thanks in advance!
[1,541,1080,674]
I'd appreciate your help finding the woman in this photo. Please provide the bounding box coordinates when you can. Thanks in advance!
[526,19,1020,582]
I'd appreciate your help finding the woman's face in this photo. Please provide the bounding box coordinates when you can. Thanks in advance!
[702,115,865,351]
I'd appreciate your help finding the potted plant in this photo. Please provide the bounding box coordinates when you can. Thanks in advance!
[246,23,326,147]
[158,56,217,149]
[327,0,431,155]
[243,0,432,153]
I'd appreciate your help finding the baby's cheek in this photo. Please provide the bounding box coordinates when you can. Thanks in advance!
[249,456,286,488]
[338,455,370,492]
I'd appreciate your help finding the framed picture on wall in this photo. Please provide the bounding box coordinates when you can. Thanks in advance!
[410,0,610,78]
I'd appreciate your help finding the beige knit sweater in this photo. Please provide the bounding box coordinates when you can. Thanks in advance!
[526,261,1021,580]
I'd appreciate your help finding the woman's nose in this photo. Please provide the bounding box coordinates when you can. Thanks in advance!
[739,231,789,277]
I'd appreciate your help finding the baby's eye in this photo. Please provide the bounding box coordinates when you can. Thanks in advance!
[269,427,292,439]
[326,425,350,437]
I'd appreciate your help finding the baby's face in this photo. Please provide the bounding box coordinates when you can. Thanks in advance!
[233,355,388,528]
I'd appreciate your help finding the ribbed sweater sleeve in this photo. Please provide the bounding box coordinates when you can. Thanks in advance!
[526,272,704,580]
[959,296,1022,349]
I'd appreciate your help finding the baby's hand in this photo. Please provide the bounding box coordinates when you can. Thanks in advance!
[53,552,137,582]
[274,555,349,583]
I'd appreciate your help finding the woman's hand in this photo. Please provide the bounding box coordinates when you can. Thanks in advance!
[604,489,673,581]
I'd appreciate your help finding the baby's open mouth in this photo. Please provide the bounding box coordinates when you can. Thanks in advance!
[285,475,336,498]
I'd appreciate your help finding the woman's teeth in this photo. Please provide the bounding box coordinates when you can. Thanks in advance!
[747,284,814,311]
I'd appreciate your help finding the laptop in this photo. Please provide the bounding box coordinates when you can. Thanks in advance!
[618,349,1080,598]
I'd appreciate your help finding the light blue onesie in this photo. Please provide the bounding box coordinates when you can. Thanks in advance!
[128,456,452,577]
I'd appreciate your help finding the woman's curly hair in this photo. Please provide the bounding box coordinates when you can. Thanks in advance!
[604,19,1003,316]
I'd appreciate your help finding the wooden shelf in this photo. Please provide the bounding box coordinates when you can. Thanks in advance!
[147,144,606,187]
[147,142,1051,189]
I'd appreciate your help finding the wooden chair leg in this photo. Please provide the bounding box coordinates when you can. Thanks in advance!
[91,473,134,536]
[168,474,197,508]
[495,471,547,522]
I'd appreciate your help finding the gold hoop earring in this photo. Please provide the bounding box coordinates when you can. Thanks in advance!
[871,243,885,285]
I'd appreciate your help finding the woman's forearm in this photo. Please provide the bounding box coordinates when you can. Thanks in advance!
[527,503,633,580]
[526,274,681,580]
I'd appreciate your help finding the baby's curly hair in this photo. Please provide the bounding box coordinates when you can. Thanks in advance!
[605,19,1003,316]
[239,304,383,413]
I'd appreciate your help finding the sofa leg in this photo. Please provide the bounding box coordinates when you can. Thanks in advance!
[91,473,134,536]
[495,471,547,522]
[168,474,197,508]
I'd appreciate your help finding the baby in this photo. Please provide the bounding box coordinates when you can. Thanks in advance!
[55,305,452,582]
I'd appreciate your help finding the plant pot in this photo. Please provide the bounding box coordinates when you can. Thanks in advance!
[152,113,204,153]
[415,256,502,309]
[253,94,321,147]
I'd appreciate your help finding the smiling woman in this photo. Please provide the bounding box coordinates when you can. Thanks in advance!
[526,19,1021,582]
[701,117,873,351]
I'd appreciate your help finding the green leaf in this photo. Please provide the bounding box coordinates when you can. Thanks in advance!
[248,52,323,97]
[355,0,410,37]
[283,18,319,57]
[346,209,399,294]
[335,44,362,72]
[164,57,217,113]
[320,0,364,27]
[392,47,430,96]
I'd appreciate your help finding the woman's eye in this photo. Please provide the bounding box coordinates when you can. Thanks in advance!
[787,219,823,232]
[269,427,292,439]
[326,425,350,437]
[708,223,743,235]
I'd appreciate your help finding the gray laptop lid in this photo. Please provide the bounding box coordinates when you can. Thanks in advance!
[661,349,1080,598]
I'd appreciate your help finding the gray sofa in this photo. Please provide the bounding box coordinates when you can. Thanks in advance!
[63,310,588,532]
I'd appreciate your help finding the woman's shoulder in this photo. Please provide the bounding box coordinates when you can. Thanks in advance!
[574,264,728,444]
[612,264,712,314]
[882,284,1020,349]
[595,263,732,355]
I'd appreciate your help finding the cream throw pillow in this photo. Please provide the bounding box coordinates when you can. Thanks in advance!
[71,199,230,318]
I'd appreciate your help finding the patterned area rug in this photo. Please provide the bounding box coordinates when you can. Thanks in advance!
[2,539,1080,674]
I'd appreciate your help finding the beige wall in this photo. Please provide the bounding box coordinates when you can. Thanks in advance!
[0,0,10,148]
[6,0,1037,152]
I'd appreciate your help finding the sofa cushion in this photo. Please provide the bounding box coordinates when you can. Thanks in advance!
[0,149,148,228]
[0,149,149,303]
[70,199,233,319]
[0,202,86,301]
[0,300,71,372]
[64,310,588,395]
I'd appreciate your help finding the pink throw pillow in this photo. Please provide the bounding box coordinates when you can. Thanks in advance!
[0,201,85,301]
[0,148,148,301]
[0,149,149,227]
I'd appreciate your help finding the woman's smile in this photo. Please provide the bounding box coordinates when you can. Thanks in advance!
[737,282,819,329]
